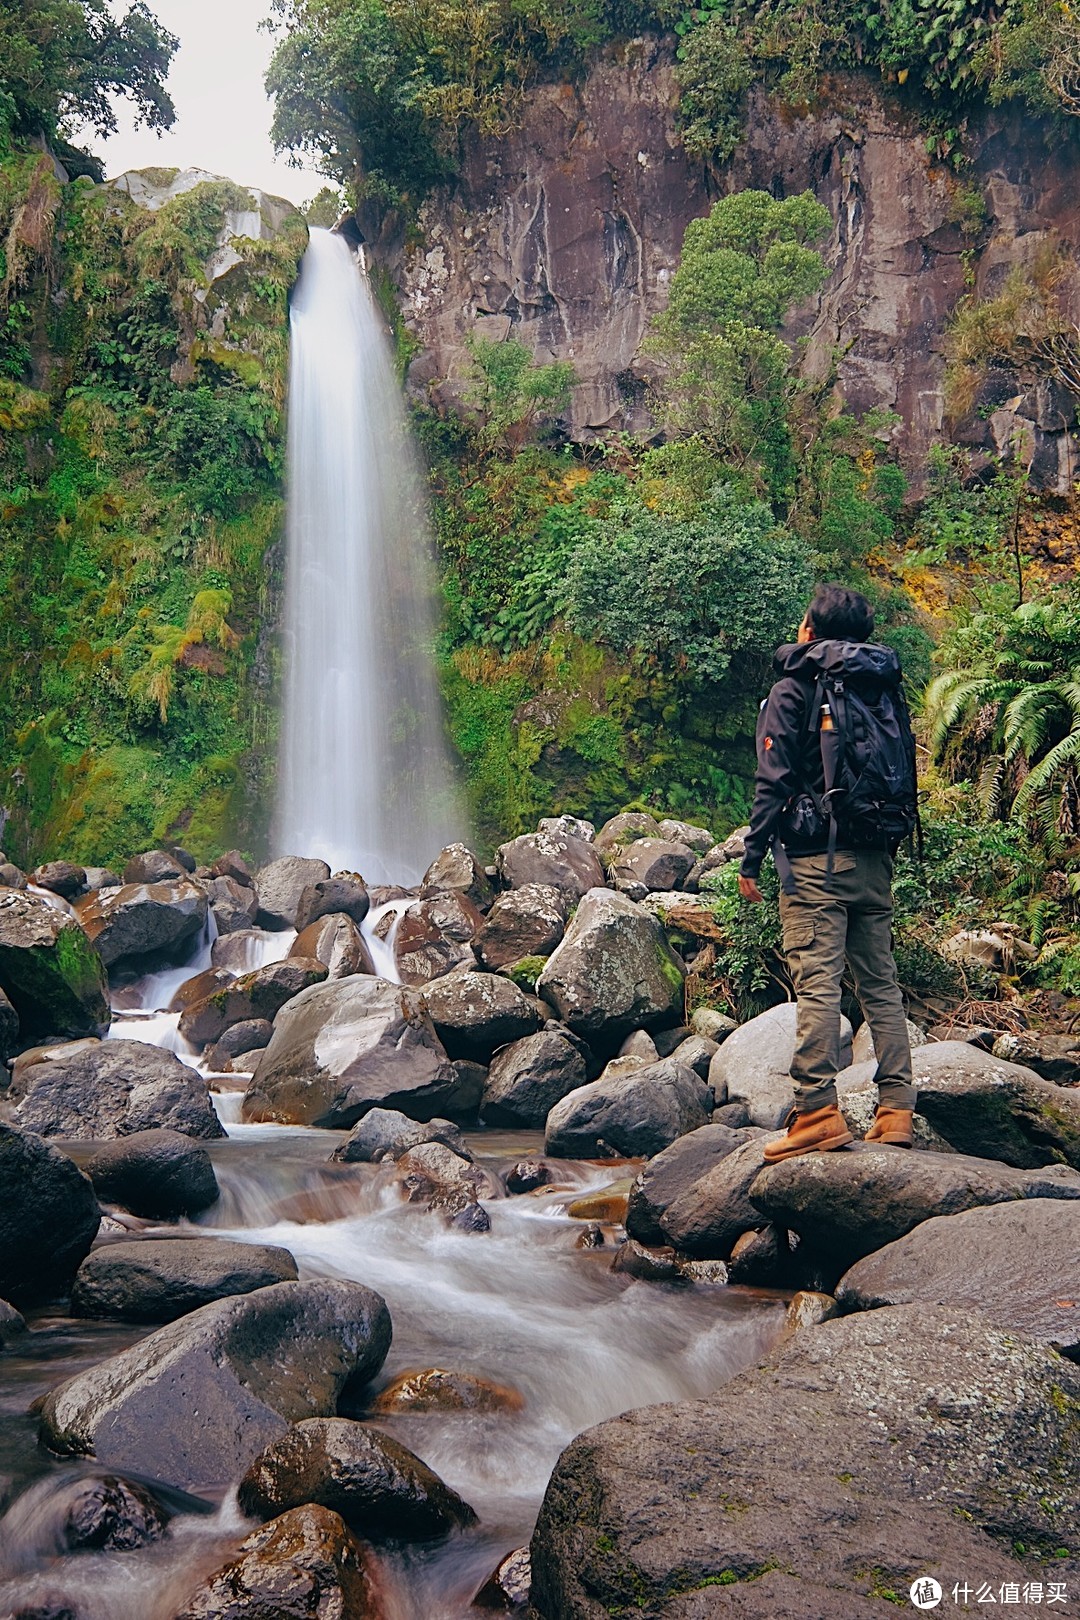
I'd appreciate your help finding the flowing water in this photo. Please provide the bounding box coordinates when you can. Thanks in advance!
[274,229,462,883]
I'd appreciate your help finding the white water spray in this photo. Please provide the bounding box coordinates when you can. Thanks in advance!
[274,229,462,883]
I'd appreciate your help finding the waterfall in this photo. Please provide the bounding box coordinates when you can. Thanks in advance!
[274,229,462,884]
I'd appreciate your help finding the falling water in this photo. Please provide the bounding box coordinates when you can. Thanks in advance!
[274,229,462,883]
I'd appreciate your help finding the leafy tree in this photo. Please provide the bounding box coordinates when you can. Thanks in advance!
[946,247,1080,426]
[462,333,575,454]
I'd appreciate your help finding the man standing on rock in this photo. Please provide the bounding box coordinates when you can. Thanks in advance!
[737,585,918,1160]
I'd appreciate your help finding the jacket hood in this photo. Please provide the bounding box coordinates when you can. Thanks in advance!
[773,639,902,687]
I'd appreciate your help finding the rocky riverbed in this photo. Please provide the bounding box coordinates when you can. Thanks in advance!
[0,817,1078,1616]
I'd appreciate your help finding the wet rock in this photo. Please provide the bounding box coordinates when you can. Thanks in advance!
[593,812,660,857]
[211,928,276,973]
[122,849,190,885]
[749,1142,1080,1279]
[295,873,371,932]
[292,913,375,979]
[782,1290,839,1336]
[610,1238,685,1283]
[0,889,108,1040]
[628,1132,775,1260]
[537,889,684,1044]
[205,873,259,934]
[370,1367,524,1414]
[421,969,542,1062]
[657,819,714,853]
[178,957,329,1048]
[473,1546,532,1611]
[505,1159,554,1194]
[850,1016,927,1065]
[474,884,568,971]
[40,1278,392,1490]
[168,966,232,1013]
[1,1471,167,1561]
[0,1123,100,1306]
[243,975,458,1128]
[991,1029,1080,1085]
[211,849,254,886]
[0,1296,28,1347]
[255,856,332,929]
[836,1198,1080,1357]
[611,838,695,893]
[238,1417,478,1542]
[529,1306,1075,1619]
[626,1122,757,1249]
[567,1179,633,1222]
[397,1140,500,1220]
[174,1503,377,1620]
[394,893,482,985]
[575,1223,605,1249]
[545,1057,710,1160]
[71,1237,298,1322]
[726,1223,792,1287]
[496,829,606,900]
[708,1002,854,1130]
[30,862,86,899]
[205,1018,274,1070]
[76,880,208,971]
[82,1128,219,1218]
[481,1029,589,1129]
[15,1039,224,1140]
[420,843,494,911]
[332,1107,469,1164]
[909,1040,1080,1167]
[689,1007,737,1044]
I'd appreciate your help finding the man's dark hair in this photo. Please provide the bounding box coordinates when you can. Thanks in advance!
[806,584,875,642]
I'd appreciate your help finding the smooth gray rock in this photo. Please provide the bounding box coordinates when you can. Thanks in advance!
[82,1127,219,1217]
[0,1123,100,1306]
[626,1123,759,1248]
[205,873,260,934]
[0,888,109,1040]
[291,913,375,980]
[850,1016,927,1065]
[537,888,684,1043]
[496,829,606,899]
[71,1238,299,1322]
[611,838,695,892]
[40,1279,392,1490]
[473,883,567,971]
[657,819,714,853]
[709,1002,853,1129]
[77,879,208,969]
[545,1057,711,1160]
[836,1198,1080,1357]
[393,893,483,985]
[15,1039,224,1141]
[294,873,370,933]
[255,856,331,929]
[908,1040,1080,1168]
[331,1108,469,1164]
[421,968,542,1061]
[206,1018,274,1067]
[243,975,457,1128]
[481,1029,589,1129]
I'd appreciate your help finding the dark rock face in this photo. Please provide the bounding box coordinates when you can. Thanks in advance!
[238,1417,478,1543]
[421,968,542,1061]
[82,1127,219,1218]
[421,843,494,911]
[292,913,375,979]
[0,1123,100,1306]
[178,957,329,1048]
[254,856,332,929]
[0,1471,168,1562]
[205,873,259,935]
[71,1238,299,1322]
[496,830,605,900]
[0,984,18,1061]
[206,1018,274,1070]
[611,838,695,892]
[396,1140,500,1223]
[473,883,567,971]
[76,880,208,970]
[331,1107,469,1164]
[0,889,109,1039]
[30,862,86,899]
[837,1198,1080,1357]
[394,893,482,985]
[481,1029,588,1129]
[626,1123,757,1247]
[529,1306,1080,1618]
[15,1039,225,1141]
[625,1132,772,1260]
[537,889,684,1043]
[473,1547,532,1612]
[295,873,371,933]
[243,975,458,1128]
[0,1296,28,1346]
[545,1057,711,1159]
[749,1142,1080,1277]
[40,1279,392,1490]
[708,1002,853,1130]
[174,1503,378,1620]
[907,1040,1080,1168]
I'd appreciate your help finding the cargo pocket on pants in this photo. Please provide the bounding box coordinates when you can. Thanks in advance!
[782,914,815,954]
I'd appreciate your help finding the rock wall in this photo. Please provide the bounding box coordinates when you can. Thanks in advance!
[367,39,1080,487]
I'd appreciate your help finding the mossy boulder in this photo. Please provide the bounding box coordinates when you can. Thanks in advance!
[0,888,108,1039]
[537,887,685,1044]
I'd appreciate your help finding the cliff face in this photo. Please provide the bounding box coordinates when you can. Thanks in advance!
[380,38,1080,487]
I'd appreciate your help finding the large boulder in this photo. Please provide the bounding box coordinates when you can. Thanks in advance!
[529,1306,1080,1619]
[242,975,458,1128]
[545,1057,711,1160]
[0,1123,100,1306]
[122,848,192,884]
[473,883,568,971]
[81,1127,219,1218]
[0,984,18,1061]
[611,838,696,892]
[709,1002,854,1130]
[71,1237,299,1322]
[593,812,660,857]
[421,968,543,1061]
[295,873,370,932]
[254,856,331,929]
[39,1279,392,1490]
[238,1417,477,1542]
[0,888,108,1039]
[331,1108,468,1164]
[420,843,493,911]
[836,1198,1080,1357]
[178,957,329,1048]
[76,880,208,969]
[625,1132,774,1260]
[496,828,606,899]
[30,860,87,898]
[908,1040,1080,1168]
[481,1028,589,1129]
[625,1123,758,1247]
[205,873,260,934]
[657,818,714,853]
[291,913,375,979]
[174,1504,378,1620]
[394,893,482,985]
[749,1142,1080,1277]
[537,889,684,1043]
[15,1039,225,1141]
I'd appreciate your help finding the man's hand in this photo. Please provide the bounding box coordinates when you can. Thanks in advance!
[738,874,764,904]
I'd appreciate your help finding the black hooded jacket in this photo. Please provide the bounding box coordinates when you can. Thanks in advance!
[739,639,904,880]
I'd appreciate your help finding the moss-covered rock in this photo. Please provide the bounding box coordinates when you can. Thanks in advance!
[0,888,108,1038]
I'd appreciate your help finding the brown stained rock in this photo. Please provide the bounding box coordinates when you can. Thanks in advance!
[292,912,375,979]
[394,894,482,986]
[370,1367,524,1415]
[473,1546,532,1611]
[179,957,328,1048]
[76,879,208,970]
[567,1181,633,1224]
[420,843,494,911]
[168,966,232,1012]
[30,861,86,898]
[474,883,568,971]
[505,1159,554,1194]
[174,1503,379,1620]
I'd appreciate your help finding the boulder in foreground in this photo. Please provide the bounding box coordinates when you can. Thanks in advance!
[0,1122,100,1306]
[0,887,109,1039]
[15,1038,225,1141]
[909,1040,1080,1168]
[174,1503,378,1620]
[71,1237,299,1322]
[81,1127,219,1218]
[708,1002,853,1130]
[537,888,684,1043]
[545,1056,710,1159]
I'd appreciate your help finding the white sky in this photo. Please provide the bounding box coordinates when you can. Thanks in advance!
[82,0,327,207]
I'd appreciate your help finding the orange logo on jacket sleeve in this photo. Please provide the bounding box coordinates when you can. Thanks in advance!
[763,736,774,750]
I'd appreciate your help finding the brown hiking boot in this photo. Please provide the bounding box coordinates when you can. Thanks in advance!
[864,1106,914,1147]
[762,1104,854,1163]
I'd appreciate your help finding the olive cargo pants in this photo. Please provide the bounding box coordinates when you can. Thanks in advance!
[779,849,915,1113]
